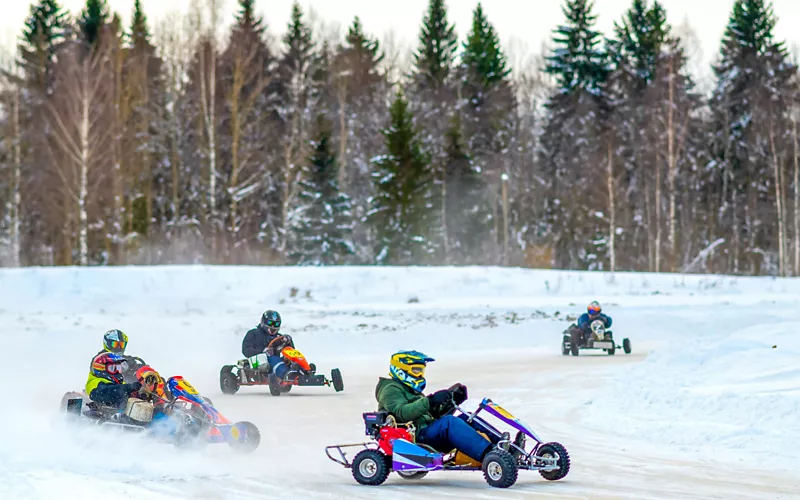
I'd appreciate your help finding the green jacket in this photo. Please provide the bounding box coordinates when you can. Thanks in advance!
[375,377,434,431]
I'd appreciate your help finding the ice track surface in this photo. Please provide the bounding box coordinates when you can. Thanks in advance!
[0,266,798,499]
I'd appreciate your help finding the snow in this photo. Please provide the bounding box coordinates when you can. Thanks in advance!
[0,266,799,498]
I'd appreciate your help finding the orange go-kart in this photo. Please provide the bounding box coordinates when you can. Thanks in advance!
[220,336,344,396]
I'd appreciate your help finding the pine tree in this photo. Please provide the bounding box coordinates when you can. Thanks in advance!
[412,0,458,90]
[289,116,354,265]
[540,0,610,269]
[79,0,110,46]
[370,90,436,264]
[710,0,795,275]
[129,0,149,48]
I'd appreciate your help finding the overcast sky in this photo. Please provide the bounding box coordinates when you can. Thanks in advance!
[3,0,800,82]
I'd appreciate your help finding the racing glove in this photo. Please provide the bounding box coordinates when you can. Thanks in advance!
[450,383,468,405]
[427,389,452,407]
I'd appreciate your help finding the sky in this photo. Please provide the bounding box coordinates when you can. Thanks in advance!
[3,0,800,83]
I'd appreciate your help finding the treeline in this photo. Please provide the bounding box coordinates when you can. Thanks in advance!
[0,0,797,276]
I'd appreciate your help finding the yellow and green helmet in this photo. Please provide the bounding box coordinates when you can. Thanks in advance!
[389,350,435,392]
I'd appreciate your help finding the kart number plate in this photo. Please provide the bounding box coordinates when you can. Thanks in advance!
[283,348,301,358]
[594,341,613,349]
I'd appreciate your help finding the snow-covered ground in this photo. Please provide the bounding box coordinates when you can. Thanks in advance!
[0,266,798,499]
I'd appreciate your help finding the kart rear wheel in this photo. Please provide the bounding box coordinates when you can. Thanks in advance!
[220,366,240,395]
[331,368,344,392]
[607,342,616,355]
[537,442,570,481]
[268,374,282,396]
[482,450,518,488]
[397,471,428,480]
[228,421,260,454]
[352,449,390,486]
[623,338,632,354]
[561,341,569,355]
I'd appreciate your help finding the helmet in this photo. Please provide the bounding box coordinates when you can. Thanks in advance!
[103,329,128,354]
[92,353,128,384]
[260,310,282,335]
[587,301,602,317]
[389,350,435,393]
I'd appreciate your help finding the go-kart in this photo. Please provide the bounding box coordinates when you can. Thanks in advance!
[60,375,260,453]
[325,393,570,489]
[220,338,343,396]
[562,319,631,356]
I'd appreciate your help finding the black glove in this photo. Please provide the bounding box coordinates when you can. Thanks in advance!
[427,389,452,407]
[125,382,142,394]
[451,383,468,405]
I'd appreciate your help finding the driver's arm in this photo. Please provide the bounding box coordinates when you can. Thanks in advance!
[377,384,431,424]
[604,315,613,328]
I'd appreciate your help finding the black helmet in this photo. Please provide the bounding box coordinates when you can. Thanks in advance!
[260,310,281,334]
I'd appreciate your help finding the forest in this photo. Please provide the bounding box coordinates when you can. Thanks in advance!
[0,0,796,276]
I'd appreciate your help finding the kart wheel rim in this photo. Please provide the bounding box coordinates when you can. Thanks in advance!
[359,458,378,478]
[487,461,503,481]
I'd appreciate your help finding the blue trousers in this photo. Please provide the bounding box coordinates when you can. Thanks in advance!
[268,355,288,378]
[417,414,494,462]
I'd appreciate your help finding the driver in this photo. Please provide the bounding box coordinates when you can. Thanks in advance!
[575,301,612,344]
[90,329,147,381]
[375,351,507,464]
[85,353,142,408]
[241,310,293,380]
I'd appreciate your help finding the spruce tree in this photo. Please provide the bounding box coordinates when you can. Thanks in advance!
[370,90,436,264]
[289,116,354,265]
[412,0,458,90]
[19,0,68,93]
[129,0,150,48]
[459,3,514,171]
[710,0,795,274]
[540,0,610,269]
[79,0,110,46]
[442,115,491,263]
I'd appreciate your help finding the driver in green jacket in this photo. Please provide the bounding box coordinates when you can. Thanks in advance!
[375,350,505,463]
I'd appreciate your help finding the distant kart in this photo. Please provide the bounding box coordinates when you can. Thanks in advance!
[562,320,631,356]
[220,344,343,396]
[60,376,260,453]
[325,394,570,489]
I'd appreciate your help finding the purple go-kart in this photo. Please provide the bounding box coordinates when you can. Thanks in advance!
[325,396,570,488]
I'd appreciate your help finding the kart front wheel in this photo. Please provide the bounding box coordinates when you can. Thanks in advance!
[331,368,344,392]
[537,442,570,481]
[482,450,518,488]
[397,470,428,480]
[561,341,569,355]
[220,366,240,395]
[352,449,390,486]
[268,374,282,396]
[607,341,616,355]
[623,338,632,354]
[228,421,260,454]
[569,330,580,356]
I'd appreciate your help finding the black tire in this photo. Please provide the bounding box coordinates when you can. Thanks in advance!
[537,442,570,481]
[569,330,580,356]
[268,374,282,396]
[331,368,344,392]
[481,450,518,488]
[397,471,428,480]
[228,421,260,453]
[352,449,390,486]
[561,340,569,355]
[309,363,317,373]
[220,366,240,395]
[607,341,616,355]
[623,338,632,354]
